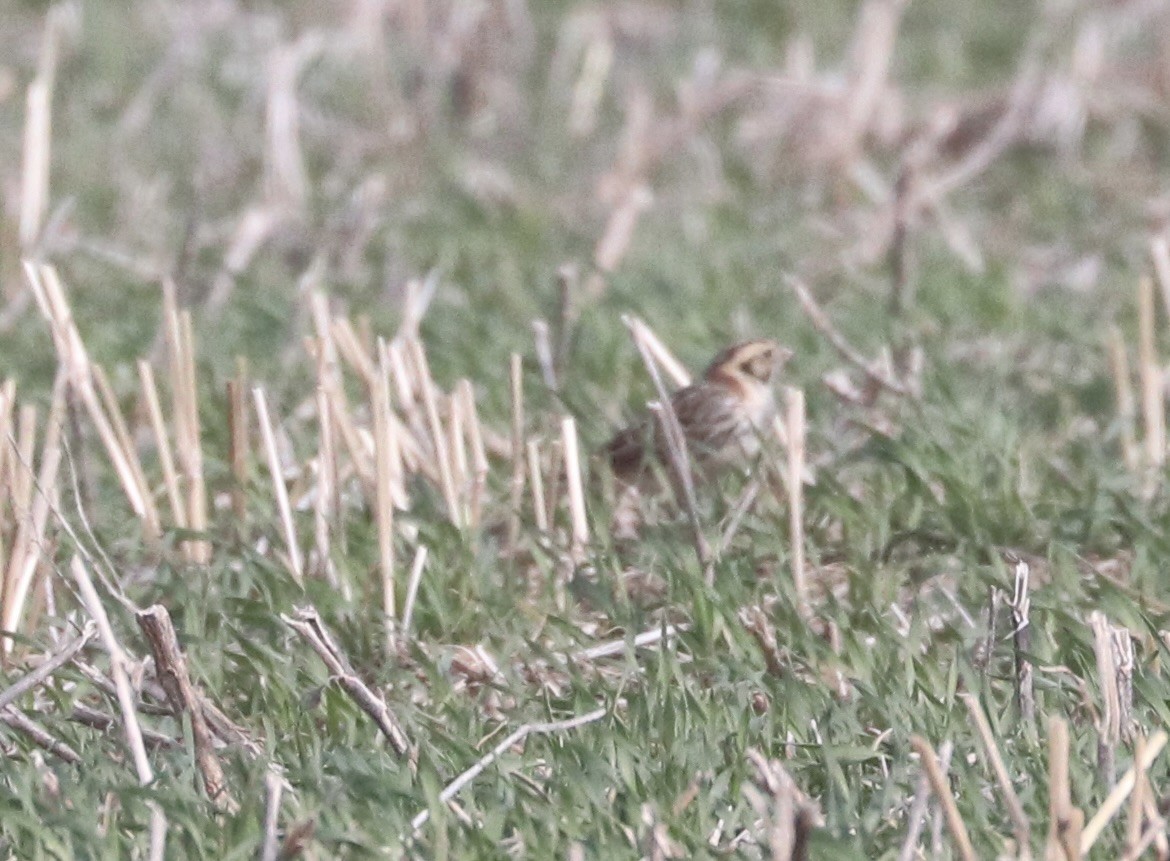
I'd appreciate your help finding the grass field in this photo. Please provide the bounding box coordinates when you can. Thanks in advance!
[3,1,1170,858]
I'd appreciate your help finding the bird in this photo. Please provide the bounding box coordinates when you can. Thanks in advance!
[604,338,792,491]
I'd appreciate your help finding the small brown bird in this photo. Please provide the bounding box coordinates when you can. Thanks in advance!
[605,339,791,489]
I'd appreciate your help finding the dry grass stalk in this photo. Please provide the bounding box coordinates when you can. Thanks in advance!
[1091,610,1121,785]
[407,705,607,834]
[975,587,1003,676]
[324,385,375,503]
[227,359,249,523]
[1,404,38,644]
[554,264,578,380]
[0,704,81,763]
[1009,559,1035,726]
[1125,734,1146,856]
[458,380,489,528]
[526,439,549,534]
[1045,716,1082,861]
[19,7,67,249]
[330,317,376,386]
[834,0,907,167]
[898,741,952,861]
[506,354,526,551]
[0,620,94,711]
[959,692,1031,854]
[787,276,913,397]
[448,386,469,520]
[399,545,430,643]
[1107,326,1139,474]
[532,318,557,391]
[92,364,160,538]
[1137,275,1165,488]
[909,734,976,861]
[561,417,589,562]
[176,310,209,562]
[626,317,714,579]
[281,606,412,759]
[1137,769,1169,860]
[10,403,36,517]
[594,185,653,276]
[1080,730,1169,855]
[1151,235,1170,324]
[260,767,284,861]
[264,37,321,209]
[717,479,761,554]
[544,439,563,534]
[0,379,17,501]
[625,316,691,388]
[386,339,422,432]
[26,264,155,529]
[784,387,808,616]
[1114,628,1135,743]
[136,604,237,812]
[252,388,304,585]
[2,378,64,646]
[310,297,341,584]
[569,31,613,137]
[312,386,340,591]
[137,360,186,530]
[70,555,168,858]
[373,340,399,653]
[408,338,461,525]
[1121,822,1168,861]
[570,622,689,662]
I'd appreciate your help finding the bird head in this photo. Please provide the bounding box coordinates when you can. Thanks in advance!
[703,339,792,385]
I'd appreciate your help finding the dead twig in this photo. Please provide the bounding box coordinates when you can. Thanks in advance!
[787,276,912,397]
[281,606,412,760]
[1009,558,1035,728]
[136,605,236,812]
[408,706,607,834]
[1,705,81,763]
[0,620,95,711]
[70,555,167,859]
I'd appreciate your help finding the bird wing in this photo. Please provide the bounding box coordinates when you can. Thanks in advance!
[670,383,743,463]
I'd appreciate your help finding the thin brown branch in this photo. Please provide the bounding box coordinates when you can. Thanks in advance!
[1,704,81,763]
[136,605,237,812]
[0,620,95,711]
[787,276,912,397]
[281,606,412,760]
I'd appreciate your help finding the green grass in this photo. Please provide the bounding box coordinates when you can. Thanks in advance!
[3,1,1170,858]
